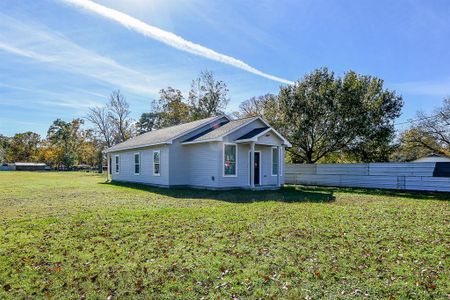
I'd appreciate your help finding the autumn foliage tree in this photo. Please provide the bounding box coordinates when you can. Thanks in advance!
[393,98,449,161]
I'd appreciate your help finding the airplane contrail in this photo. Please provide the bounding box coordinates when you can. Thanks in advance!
[61,0,294,85]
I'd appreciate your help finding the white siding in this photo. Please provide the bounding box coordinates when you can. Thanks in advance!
[184,142,221,188]
[169,116,228,186]
[110,145,169,186]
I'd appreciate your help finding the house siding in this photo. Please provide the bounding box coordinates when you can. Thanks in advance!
[110,145,169,186]
[169,116,228,186]
[184,142,221,187]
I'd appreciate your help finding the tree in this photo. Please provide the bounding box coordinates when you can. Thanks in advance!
[0,134,9,163]
[235,94,281,127]
[391,128,442,161]
[188,70,229,120]
[47,119,84,168]
[152,87,190,128]
[135,112,159,134]
[4,132,40,163]
[34,140,61,168]
[337,71,403,162]
[393,98,450,160]
[77,129,103,168]
[108,90,134,143]
[86,106,114,148]
[277,68,403,163]
[87,90,134,147]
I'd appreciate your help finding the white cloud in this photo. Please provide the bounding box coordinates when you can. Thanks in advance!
[61,0,294,85]
[0,15,160,95]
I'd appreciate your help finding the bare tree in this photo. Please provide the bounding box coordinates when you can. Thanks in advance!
[399,98,450,157]
[86,90,134,147]
[108,90,134,143]
[86,106,113,148]
[188,70,229,120]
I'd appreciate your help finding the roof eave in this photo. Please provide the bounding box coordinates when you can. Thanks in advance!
[182,138,222,145]
[103,141,172,154]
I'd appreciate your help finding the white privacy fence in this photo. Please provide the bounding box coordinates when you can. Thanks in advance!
[285,162,450,192]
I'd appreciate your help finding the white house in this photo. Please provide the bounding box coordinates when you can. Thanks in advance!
[104,115,291,189]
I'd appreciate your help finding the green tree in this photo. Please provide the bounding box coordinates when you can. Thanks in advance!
[152,87,190,128]
[136,112,159,134]
[188,70,229,120]
[277,68,403,163]
[47,119,84,168]
[0,134,9,163]
[4,132,40,163]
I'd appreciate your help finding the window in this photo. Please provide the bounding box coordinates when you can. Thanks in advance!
[114,155,120,173]
[272,147,279,176]
[224,144,237,176]
[134,153,140,175]
[153,150,160,176]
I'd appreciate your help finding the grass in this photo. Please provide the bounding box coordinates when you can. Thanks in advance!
[0,172,448,299]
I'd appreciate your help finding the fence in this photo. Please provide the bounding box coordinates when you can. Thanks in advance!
[285,162,450,192]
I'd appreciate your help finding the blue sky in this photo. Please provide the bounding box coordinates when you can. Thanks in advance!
[1,0,450,137]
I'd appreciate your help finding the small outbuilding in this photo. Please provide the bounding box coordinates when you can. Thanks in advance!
[14,162,48,171]
[104,115,291,190]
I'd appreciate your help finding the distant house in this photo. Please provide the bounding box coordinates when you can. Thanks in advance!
[413,153,450,163]
[104,115,291,189]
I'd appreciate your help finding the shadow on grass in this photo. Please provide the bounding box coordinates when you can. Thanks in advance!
[289,185,450,201]
[101,181,335,203]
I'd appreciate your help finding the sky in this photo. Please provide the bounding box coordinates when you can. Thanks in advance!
[1,0,450,137]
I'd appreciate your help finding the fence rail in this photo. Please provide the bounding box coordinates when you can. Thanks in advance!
[285,162,450,192]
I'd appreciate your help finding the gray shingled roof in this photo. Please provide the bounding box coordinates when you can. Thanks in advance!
[105,116,220,152]
[183,117,256,143]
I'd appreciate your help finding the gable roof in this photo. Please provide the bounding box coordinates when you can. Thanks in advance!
[182,116,291,147]
[183,117,256,144]
[105,115,227,153]
[236,127,269,140]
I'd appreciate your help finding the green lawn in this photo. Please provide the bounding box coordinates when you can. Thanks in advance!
[0,172,448,299]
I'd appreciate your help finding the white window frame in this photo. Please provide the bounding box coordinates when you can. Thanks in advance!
[134,152,140,175]
[153,150,161,176]
[271,147,279,176]
[223,143,238,177]
[114,155,120,174]
[280,147,283,176]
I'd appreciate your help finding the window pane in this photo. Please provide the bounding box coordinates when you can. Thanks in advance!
[134,154,139,164]
[154,151,160,163]
[272,148,278,175]
[225,162,236,175]
[224,145,236,175]
[135,164,140,174]
[154,163,160,174]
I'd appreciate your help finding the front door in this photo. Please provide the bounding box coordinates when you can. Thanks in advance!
[249,152,261,185]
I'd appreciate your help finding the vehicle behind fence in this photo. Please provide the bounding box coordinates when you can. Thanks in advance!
[285,162,450,192]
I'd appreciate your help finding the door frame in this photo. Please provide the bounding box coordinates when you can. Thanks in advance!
[248,150,262,186]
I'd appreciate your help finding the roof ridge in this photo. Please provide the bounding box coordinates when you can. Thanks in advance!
[145,114,222,133]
